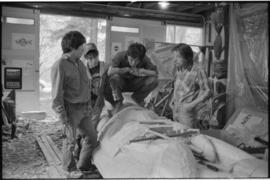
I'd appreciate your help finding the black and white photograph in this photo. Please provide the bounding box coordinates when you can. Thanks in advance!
[1,1,268,179]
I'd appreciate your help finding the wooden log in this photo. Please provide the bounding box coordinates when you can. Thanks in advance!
[129,131,198,143]
[47,166,63,178]
[36,135,65,178]
[55,165,66,178]
[45,135,62,161]
[154,93,170,107]
[36,136,55,165]
[161,98,169,116]
[40,135,61,165]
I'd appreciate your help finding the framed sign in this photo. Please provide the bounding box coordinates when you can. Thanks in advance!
[4,67,22,89]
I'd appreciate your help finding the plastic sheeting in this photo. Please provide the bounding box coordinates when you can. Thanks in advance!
[226,3,268,118]
[93,103,268,178]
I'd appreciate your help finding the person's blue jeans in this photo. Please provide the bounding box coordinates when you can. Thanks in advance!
[62,102,98,172]
[104,74,158,106]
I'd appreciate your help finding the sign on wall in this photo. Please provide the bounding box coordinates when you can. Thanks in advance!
[111,42,122,57]
[4,67,22,89]
[11,33,35,50]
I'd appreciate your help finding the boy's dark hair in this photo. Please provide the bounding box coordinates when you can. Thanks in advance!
[127,43,146,60]
[172,43,194,67]
[61,31,86,53]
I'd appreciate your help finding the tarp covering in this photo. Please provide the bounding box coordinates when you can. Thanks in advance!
[226,3,268,118]
[93,103,268,178]
[143,39,175,80]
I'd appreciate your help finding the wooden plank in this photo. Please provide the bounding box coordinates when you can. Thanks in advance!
[36,136,55,165]
[45,135,62,161]
[130,131,198,143]
[40,135,61,165]
[37,135,65,178]
[47,166,63,178]
[55,165,66,178]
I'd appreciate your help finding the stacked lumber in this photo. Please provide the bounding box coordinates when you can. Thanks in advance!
[36,135,65,178]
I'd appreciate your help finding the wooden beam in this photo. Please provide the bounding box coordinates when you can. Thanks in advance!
[36,136,56,166]
[36,135,65,178]
[45,135,62,161]
[173,5,196,12]
[40,135,61,165]
[191,5,215,14]
[142,2,157,9]
[6,2,204,25]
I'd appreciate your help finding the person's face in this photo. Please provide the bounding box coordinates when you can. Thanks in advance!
[174,51,186,68]
[128,56,140,67]
[72,44,85,59]
[85,53,99,68]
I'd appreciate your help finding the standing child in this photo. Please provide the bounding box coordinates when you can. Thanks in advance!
[51,31,98,178]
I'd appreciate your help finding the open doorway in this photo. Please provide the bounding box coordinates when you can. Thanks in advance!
[39,14,107,115]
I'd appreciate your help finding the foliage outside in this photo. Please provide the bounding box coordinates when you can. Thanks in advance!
[39,14,107,85]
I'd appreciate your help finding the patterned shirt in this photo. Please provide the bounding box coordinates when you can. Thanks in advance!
[173,65,209,108]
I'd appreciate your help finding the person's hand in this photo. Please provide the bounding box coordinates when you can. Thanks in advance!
[130,68,147,77]
[129,67,139,76]
[138,68,148,76]
[59,114,68,125]
[121,67,131,73]
[61,53,71,59]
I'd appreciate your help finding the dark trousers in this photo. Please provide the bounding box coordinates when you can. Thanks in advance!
[104,74,158,106]
[62,102,98,172]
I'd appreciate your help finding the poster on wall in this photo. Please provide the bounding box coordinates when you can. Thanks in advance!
[11,33,35,50]
[125,36,140,50]
[111,42,122,57]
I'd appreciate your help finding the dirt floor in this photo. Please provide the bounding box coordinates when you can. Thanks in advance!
[2,92,63,179]
[2,82,169,179]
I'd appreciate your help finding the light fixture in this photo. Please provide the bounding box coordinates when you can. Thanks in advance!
[158,1,170,9]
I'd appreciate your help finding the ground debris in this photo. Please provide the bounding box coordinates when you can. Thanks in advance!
[2,113,62,179]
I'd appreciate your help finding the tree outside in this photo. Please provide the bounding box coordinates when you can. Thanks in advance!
[39,14,107,114]
[166,25,203,52]
[39,14,107,85]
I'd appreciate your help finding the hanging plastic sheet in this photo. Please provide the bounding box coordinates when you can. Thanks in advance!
[226,3,268,118]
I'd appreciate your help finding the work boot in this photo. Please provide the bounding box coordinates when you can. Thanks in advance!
[78,164,102,179]
[80,170,102,179]
[63,170,84,179]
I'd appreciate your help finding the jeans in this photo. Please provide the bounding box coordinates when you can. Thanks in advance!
[62,102,98,172]
[104,74,158,106]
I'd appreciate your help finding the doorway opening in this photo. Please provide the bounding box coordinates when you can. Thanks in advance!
[39,14,107,115]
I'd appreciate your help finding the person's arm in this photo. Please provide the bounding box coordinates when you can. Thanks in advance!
[183,67,211,110]
[130,56,158,77]
[129,68,157,77]
[198,67,211,101]
[91,71,107,128]
[51,62,67,124]
[107,51,131,76]
[107,66,131,76]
